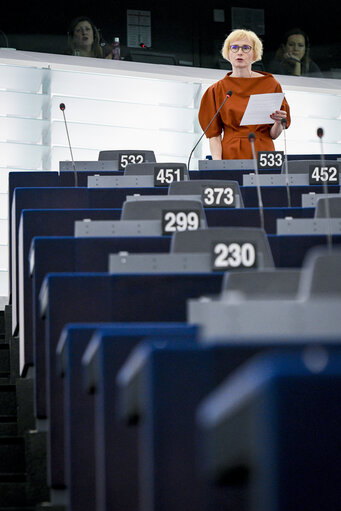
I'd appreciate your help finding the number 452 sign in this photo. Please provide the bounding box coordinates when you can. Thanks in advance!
[309,164,339,185]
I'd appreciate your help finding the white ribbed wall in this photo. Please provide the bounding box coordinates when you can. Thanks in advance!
[0,49,340,305]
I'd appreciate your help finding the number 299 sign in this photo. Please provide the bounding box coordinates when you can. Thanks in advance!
[162,209,201,235]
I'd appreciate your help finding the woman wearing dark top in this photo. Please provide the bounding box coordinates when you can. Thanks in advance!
[65,16,109,58]
[268,28,323,77]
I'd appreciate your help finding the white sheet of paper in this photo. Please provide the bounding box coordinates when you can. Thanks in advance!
[240,92,285,126]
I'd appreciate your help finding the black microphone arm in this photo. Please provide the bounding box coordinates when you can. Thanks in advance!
[187,90,233,171]
[317,127,332,250]
[281,117,291,208]
[248,132,265,231]
[59,103,78,187]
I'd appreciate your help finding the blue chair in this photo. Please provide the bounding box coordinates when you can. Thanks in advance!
[240,184,340,208]
[8,170,121,212]
[39,272,222,489]
[31,235,171,418]
[10,185,167,304]
[55,323,197,511]
[117,340,341,511]
[205,206,314,233]
[196,348,341,511]
[268,233,341,267]
[17,208,120,370]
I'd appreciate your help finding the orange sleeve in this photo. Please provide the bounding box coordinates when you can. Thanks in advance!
[198,85,223,138]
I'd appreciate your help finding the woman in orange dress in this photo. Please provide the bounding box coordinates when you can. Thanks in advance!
[198,29,291,160]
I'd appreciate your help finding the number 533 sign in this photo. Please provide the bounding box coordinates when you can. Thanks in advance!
[257,151,284,170]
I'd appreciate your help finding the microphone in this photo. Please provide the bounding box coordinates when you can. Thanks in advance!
[317,127,323,139]
[281,117,292,208]
[317,127,332,250]
[187,90,233,171]
[59,103,78,187]
[248,132,265,231]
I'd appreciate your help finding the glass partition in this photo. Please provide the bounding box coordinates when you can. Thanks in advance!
[1,5,340,79]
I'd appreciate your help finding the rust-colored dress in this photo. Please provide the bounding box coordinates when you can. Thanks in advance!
[198,71,291,160]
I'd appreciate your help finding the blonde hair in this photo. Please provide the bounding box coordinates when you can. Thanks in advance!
[221,29,263,63]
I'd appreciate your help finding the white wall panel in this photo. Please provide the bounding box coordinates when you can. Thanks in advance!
[284,90,341,119]
[0,271,8,301]
[0,91,48,117]
[0,245,8,270]
[0,117,49,144]
[0,169,10,192]
[0,194,7,219]
[0,63,45,92]
[0,142,49,169]
[50,69,199,107]
[51,96,195,132]
[51,122,196,156]
[0,220,8,244]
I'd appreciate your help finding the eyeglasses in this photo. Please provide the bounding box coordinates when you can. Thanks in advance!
[230,44,252,53]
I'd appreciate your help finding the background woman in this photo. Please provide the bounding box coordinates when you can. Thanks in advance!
[268,27,322,77]
[65,16,105,58]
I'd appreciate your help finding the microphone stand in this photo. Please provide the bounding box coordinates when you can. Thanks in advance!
[60,103,78,187]
[281,118,291,208]
[187,90,232,171]
[248,133,265,231]
[318,127,332,250]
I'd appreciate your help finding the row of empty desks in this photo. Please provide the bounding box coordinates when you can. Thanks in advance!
[8,161,341,511]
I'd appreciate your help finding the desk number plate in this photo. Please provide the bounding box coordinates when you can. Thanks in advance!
[162,209,200,235]
[211,241,257,271]
[118,152,146,169]
[154,165,185,187]
[202,186,236,208]
[309,164,339,185]
[257,151,284,170]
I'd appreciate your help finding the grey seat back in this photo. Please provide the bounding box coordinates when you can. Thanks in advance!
[315,196,341,218]
[222,269,301,298]
[59,160,119,171]
[299,248,341,298]
[124,162,188,178]
[281,159,338,174]
[98,149,156,162]
[171,227,274,268]
[108,252,212,274]
[169,179,244,207]
[198,159,253,170]
[121,198,206,224]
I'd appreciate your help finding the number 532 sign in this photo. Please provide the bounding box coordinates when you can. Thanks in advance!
[118,152,146,169]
